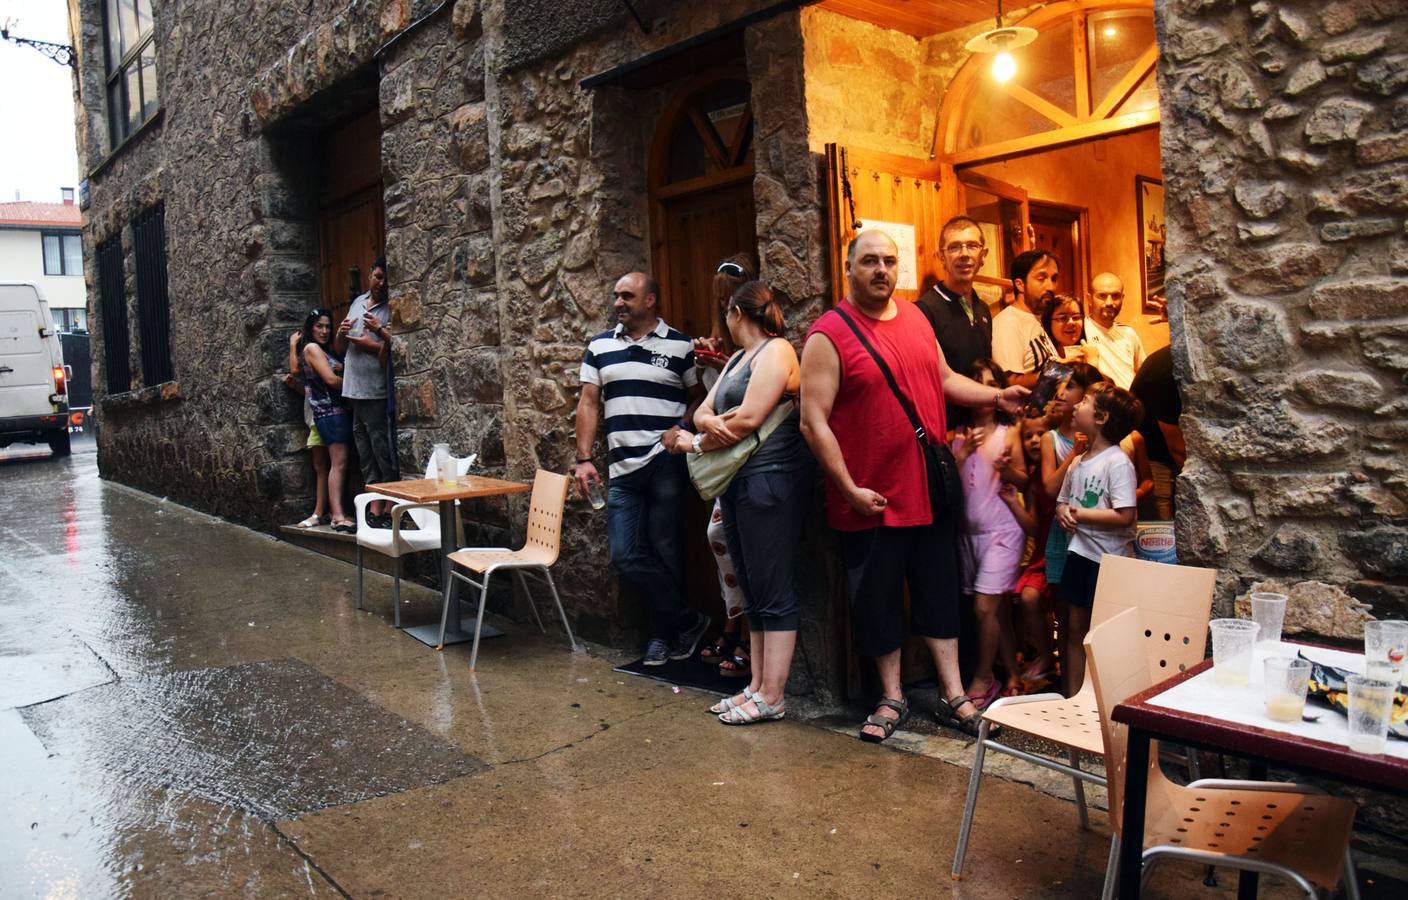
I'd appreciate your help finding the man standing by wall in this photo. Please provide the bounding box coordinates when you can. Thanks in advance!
[917,215,993,428]
[574,272,709,666]
[336,257,395,526]
[1082,271,1146,389]
[800,231,1026,742]
[991,249,1059,387]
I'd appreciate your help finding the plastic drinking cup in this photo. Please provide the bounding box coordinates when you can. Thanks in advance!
[1363,620,1408,683]
[1346,674,1396,754]
[1250,592,1287,649]
[585,479,606,511]
[1263,657,1311,723]
[1209,619,1259,689]
[432,443,454,485]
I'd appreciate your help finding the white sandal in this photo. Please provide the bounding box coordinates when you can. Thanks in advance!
[718,694,785,726]
[708,686,754,715]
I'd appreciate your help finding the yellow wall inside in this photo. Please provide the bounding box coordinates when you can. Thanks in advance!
[966,127,1171,352]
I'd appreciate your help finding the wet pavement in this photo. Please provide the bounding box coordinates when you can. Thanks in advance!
[1,437,1396,898]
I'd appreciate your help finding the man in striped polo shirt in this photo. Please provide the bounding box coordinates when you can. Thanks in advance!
[574,272,710,666]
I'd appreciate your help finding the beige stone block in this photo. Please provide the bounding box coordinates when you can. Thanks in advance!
[1308,277,1408,319]
[1238,580,1372,637]
[1292,368,1383,409]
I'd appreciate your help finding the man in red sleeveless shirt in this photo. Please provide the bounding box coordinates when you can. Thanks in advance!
[801,230,1027,742]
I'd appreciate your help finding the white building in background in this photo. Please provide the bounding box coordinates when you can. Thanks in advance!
[0,190,87,331]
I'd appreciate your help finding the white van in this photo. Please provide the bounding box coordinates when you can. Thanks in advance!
[0,282,71,455]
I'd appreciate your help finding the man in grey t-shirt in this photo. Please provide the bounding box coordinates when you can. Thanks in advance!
[335,258,395,526]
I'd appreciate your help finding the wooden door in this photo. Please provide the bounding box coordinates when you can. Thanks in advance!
[318,108,385,322]
[824,144,950,306]
[958,170,1031,310]
[659,182,756,338]
[1030,201,1089,302]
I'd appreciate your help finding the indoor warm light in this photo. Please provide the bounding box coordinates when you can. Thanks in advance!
[1104,26,1118,37]
[992,51,1017,82]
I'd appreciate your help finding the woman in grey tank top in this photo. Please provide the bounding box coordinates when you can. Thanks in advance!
[667,282,814,725]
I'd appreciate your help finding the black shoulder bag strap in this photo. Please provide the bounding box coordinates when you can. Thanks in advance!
[832,305,962,517]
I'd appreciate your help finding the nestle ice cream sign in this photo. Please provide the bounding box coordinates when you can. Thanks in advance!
[1135,522,1177,564]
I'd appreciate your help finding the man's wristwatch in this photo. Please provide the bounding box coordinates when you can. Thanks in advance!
[691,432,704,453]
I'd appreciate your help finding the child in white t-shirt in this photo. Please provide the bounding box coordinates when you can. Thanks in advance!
[1054,381,1145,695]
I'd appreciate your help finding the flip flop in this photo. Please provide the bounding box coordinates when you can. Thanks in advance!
[296,515,321,528]
[969,681,1002,711]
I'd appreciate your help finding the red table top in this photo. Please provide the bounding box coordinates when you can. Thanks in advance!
[1113,655,1408,796]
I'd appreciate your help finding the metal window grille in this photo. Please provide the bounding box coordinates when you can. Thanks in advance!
[133,202,173,386]
[96,234,131,394]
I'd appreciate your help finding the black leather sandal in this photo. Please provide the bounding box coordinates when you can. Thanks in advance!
[937,694,997,739]
[859,696,910,744]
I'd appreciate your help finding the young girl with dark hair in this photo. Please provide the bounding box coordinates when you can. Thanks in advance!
[951,359,1033,707]
[1041,293,1097,369]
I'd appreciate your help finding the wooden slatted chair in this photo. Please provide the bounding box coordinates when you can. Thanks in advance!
[952,555,1217,880]
[443,469,582,670]
[1086,607,1359,899]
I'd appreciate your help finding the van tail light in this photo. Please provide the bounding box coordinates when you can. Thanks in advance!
[51,366,67,403]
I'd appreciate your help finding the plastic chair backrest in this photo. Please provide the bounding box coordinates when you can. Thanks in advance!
[1085,607,1163,834]
[522,470,568,565]
[1089,554,1217,685]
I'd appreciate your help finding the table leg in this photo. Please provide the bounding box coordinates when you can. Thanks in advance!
[1118,727,1150,899]
[399,498,503,647]
[1235,759,1269,899]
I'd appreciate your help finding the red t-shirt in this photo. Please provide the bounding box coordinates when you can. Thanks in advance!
[807,298,948,531]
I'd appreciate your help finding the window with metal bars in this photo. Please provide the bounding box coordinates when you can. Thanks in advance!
[96,234,131,394]
[133,202,173,386]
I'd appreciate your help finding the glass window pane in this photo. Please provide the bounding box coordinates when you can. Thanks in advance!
[43,235,62,275]
[63,235,84,275]
[125,63,141,135]
[135,0,153,37]
[117,0,139,58]
[108,81,127,144]
[667,117,709,184]
[139,51,159,119]
[1113,70,1160,117]
[1010,19,1076,117]
[958,76,1056,152]
[104,0,122,71]
[1088,10,1156,113]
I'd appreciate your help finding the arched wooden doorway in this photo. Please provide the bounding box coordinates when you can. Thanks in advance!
[648,72,757,340]
[648,71,758,621]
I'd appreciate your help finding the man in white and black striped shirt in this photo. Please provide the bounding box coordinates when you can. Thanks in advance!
[574,272,709,666]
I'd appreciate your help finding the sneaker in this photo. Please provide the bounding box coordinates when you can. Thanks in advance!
[642,639,670,666]
[670,612,712,661]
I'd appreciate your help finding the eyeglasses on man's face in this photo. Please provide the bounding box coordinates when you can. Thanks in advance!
[944,242,984,255]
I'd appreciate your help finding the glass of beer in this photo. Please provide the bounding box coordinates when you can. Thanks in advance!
[1263,657,1311,723]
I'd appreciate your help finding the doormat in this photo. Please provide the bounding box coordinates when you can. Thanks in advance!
[614,654,741,695]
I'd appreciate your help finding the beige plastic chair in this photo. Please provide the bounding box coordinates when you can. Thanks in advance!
[443,469,582,670]
[953,555,1216,880]
[1086,607,1359,899]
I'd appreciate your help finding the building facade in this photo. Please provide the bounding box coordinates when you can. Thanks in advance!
[0,195,87,330]
[67,0,1406,703]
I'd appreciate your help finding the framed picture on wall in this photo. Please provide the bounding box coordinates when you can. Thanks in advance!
[1136,176,1166,316]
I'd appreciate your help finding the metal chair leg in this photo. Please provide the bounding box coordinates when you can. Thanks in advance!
[436,572,455,648]
[1070,747,1090,830]
[1100,835,1120,900]
[515,570,546,634]
[392,557,401,629]
[469,571,492,671]
[1185,745,1202,780]
[542,568,581,652]
[356,545,364,610]
[951,718,990,879]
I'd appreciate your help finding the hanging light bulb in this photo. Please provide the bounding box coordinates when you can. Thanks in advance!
[992,51,1017,82]
[965,0,1037,82]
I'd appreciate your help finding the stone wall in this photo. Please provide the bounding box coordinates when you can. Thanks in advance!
[1157,0,1408,631]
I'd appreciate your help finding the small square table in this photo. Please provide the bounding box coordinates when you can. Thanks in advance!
[369,475,532,648]
[1112,641,1408,899]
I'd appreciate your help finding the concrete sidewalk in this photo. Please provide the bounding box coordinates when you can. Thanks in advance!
[0,443,1372,898]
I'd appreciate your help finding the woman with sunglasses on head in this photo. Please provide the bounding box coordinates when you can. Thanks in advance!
[668,281,813,725]
[693,255,756,680]
[300,308,356,532]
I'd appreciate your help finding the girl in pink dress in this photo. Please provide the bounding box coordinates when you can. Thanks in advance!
[952,360,1036,708]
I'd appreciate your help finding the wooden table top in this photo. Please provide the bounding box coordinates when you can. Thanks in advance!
[368,475,532,503]
[1113,653,1408,796]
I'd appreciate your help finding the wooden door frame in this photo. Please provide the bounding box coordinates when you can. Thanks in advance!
[956,169,1031,303]
[1028,199,1092,301]
[647,65,755,326]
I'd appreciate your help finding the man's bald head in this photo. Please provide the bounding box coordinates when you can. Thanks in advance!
[845,230,900,310]
[1089,272,1125,329]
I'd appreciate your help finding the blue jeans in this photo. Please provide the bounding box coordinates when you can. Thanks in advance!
[607,452,689,640]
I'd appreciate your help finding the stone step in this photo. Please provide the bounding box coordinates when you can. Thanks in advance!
[278,524,393,572]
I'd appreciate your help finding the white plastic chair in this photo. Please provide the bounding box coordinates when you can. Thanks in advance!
[354,452,477,626]
[443,469,582,670]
